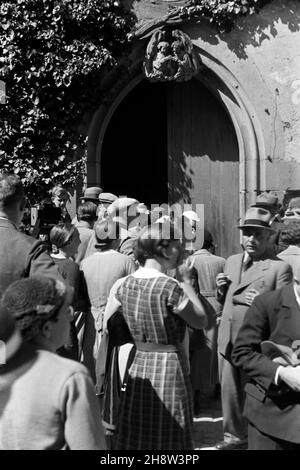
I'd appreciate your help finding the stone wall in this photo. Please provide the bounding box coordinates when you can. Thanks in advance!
[132,0,300,197]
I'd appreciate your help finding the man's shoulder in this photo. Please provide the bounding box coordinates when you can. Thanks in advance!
[268,256,292,271]
[193,250,225,262]
[115,250,134,263]
[226,253,244,264]
[37,349,90,380]
[210,253,226,264]
[3,226,40,249]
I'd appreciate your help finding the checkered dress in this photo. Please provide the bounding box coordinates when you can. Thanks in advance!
[114,273,194,450]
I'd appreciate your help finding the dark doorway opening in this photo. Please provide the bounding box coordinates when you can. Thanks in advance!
[101,80,168,206]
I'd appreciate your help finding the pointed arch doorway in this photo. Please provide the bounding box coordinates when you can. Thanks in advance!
[99,77,239,258]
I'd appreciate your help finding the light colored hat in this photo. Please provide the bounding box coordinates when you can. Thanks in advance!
[182,210,200,223]
[107,197,139,215]
[237,207,274,231]
[79,187,103,202]
[283,198,300,220]
[98,192,118,204]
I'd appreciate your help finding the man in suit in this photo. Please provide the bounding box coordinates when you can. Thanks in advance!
[0,173,62,296]
[278,220,300,281]
[190,229,225,413]
[74,201,98,263]
[215,206,292,449]
[232,279,300,449]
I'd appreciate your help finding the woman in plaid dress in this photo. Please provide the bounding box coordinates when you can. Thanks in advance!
[106,223,208,450]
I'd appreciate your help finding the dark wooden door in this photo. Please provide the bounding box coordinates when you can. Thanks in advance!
[101,78,240,258]
[167,79,240,258]
[101,80,168,205]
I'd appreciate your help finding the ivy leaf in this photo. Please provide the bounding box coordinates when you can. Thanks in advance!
[0,0,136,203]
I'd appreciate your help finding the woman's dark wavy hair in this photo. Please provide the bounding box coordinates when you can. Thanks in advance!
[49,223,77,249]
[280,220,300,246]
[77,201,97,223]
[134,222,182,266]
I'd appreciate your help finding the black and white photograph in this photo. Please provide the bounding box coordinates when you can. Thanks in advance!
[1,0,300,453]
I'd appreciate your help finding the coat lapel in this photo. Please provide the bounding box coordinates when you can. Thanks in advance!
[233,258,270,294]
[279,285,300,336]
[227,253,243,288]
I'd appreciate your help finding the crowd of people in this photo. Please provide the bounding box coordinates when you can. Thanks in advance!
[1,172,300,450]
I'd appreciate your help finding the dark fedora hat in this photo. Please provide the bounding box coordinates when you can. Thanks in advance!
[237,207,274,231]
[79,186,103,203]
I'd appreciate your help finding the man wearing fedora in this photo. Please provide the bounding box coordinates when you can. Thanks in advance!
[215,206,292,449]
[72,186,103,226]
[79,187,103,204]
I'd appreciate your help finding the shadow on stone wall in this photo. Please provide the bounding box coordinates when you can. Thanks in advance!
[187,0,300,60]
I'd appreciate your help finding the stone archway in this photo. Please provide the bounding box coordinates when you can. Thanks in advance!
[87,45,265,257]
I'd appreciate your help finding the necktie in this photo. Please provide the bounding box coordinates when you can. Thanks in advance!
[241,256,253,278]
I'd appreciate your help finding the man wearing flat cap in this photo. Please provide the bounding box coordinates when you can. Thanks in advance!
[215,207,292,449]
[71,187,103,225]
[97,192,118,220]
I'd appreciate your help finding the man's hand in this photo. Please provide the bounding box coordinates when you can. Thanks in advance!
[216,273,231,291]
[278,365,300,392]
[244,288,260,306]
[177,257,195,284]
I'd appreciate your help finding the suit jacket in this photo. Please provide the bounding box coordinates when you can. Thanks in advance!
[232,285,300,444]
[74,223,94,263]
[218,252,292,358]
[0,218,62,296]
[192,249,225,315]
[278,245,300,281]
